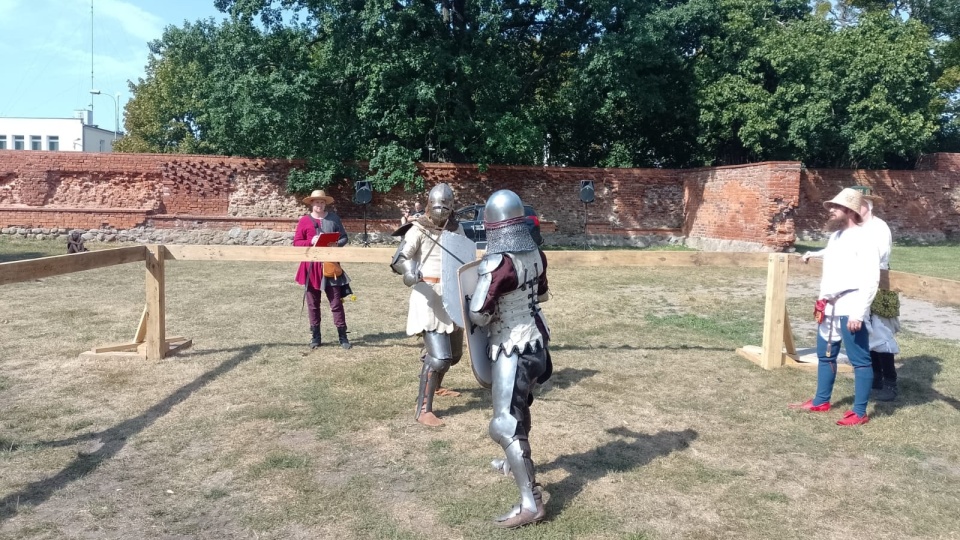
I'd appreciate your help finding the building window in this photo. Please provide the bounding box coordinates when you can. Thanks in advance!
[47,136,59,151]
[14,135,24,150]
[30,135,41,150]
[99,139,105,152]
[0,135,6,150]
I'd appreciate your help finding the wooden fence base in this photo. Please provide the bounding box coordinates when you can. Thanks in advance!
[736,345,852,373]
[81,338,192,361]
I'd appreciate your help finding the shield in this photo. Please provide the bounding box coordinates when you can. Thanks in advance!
[440,230,477,326]
[458,259,492,388]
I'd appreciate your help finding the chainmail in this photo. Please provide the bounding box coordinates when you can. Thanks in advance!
[485,221,537,254]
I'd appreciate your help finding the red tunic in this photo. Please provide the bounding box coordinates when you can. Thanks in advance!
[293,213,347,289]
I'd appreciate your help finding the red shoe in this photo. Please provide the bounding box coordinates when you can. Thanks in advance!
[788,399,831,412]
[836,410,869,426]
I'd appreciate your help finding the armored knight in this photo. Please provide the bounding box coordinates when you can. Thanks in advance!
[467,189,552,528]
[390,183,467,427]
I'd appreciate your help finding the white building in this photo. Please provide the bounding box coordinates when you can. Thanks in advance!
[0,111,119,153]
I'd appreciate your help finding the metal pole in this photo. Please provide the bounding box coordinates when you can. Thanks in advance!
[113,92,119,141]
[89,89,118,142]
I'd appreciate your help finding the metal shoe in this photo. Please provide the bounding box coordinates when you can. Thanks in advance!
[493,489,546,529]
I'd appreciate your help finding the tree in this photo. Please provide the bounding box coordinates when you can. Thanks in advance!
[119,0,954,182]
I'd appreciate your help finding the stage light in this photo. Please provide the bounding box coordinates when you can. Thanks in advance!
[579,180,595,204]
[354,180,372,205]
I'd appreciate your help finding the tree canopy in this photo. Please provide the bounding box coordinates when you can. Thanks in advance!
[115,0,959,190]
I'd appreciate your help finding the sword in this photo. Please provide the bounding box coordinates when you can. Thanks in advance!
[423,227,470,265]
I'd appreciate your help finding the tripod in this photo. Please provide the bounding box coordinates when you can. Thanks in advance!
[360,203,370,247]
[583,201,591,250]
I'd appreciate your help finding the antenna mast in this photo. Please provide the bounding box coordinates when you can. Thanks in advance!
[90,0,94,118]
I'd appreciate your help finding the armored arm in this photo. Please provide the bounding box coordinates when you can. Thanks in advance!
[468,254,503,326]
[536,249,549,303]
[390,229,422,287]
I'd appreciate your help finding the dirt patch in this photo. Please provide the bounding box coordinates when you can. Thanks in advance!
[790,277,960,342]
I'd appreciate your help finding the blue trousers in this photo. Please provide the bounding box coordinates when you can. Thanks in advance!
[813,316,873,417]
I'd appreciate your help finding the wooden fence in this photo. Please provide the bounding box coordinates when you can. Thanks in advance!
[2,246,958,366]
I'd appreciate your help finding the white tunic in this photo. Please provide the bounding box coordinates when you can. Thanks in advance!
[818,225,880,341]
[400,222,466,335]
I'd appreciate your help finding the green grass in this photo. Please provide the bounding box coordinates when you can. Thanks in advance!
[795,240,960,280]
[1,237,959,540]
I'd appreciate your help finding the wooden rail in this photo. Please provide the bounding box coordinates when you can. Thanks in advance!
[739,254,960,371]
[0,246,146,286]
[2,245,957,364]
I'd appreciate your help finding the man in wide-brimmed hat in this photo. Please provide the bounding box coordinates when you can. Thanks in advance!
[852,186,901,401]
[791,187,880,426]
[803,187,901,401]
[294,189,353,350]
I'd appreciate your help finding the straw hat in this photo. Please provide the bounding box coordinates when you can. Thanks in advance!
[302,189,334,205]
[823,188,864,219]
[849,185,883,204]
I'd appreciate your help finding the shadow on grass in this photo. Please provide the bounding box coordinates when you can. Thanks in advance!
[545,367,601,391]
[539,426,698,516]
[352,330,416,345]
[438,367,602,418]
[831,355,960,416]
[552,343,732,352]
[0,343,263,522]
[0,252,49,264]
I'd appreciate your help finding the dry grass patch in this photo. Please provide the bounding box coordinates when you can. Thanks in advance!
[1,239,959,539]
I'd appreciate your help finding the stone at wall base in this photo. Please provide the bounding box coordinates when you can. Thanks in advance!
[684,236,773,253]
[797,229,949,244]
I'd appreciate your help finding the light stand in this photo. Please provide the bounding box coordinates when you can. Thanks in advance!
[579,180,595,250]
[361,203,370,247]
[354,180,373,247]
[583,201,590,250]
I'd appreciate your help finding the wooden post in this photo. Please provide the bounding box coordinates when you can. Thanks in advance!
[133,305,148,344]
[782,308,797,357]
[759,253,789,370]
[145,245,167,361]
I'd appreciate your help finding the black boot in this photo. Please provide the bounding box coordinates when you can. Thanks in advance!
[310,325,321,349]
[337,327,352,350]
[875,380,898,402]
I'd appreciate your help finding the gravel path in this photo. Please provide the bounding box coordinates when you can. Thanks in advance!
[789,279,960,343]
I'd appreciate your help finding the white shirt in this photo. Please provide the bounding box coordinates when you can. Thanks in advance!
[861,215,900,352]
[818,224,880,340]
[862,216,892,270]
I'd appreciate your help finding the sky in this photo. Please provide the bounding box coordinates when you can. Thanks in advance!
[0,0,227,130]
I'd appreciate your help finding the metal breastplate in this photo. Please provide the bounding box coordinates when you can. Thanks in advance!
[488,251,546,356]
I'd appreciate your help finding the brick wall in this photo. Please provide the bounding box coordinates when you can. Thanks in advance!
[797,167,960,241]
[918,152,960,172]
[5,149,954,249]
[415,163,683,234]
[682,162,801,251]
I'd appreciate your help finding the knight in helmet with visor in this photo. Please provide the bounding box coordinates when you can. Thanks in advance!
[467,189,552,528]
[390,183,468,427]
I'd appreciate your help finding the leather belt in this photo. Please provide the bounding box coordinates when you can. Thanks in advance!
[422,276,440,284]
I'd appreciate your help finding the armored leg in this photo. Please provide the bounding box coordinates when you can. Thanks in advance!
[415,331,453,426]
[434,328,464,397]
[489,348,548,527]
[449,327,464,366]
